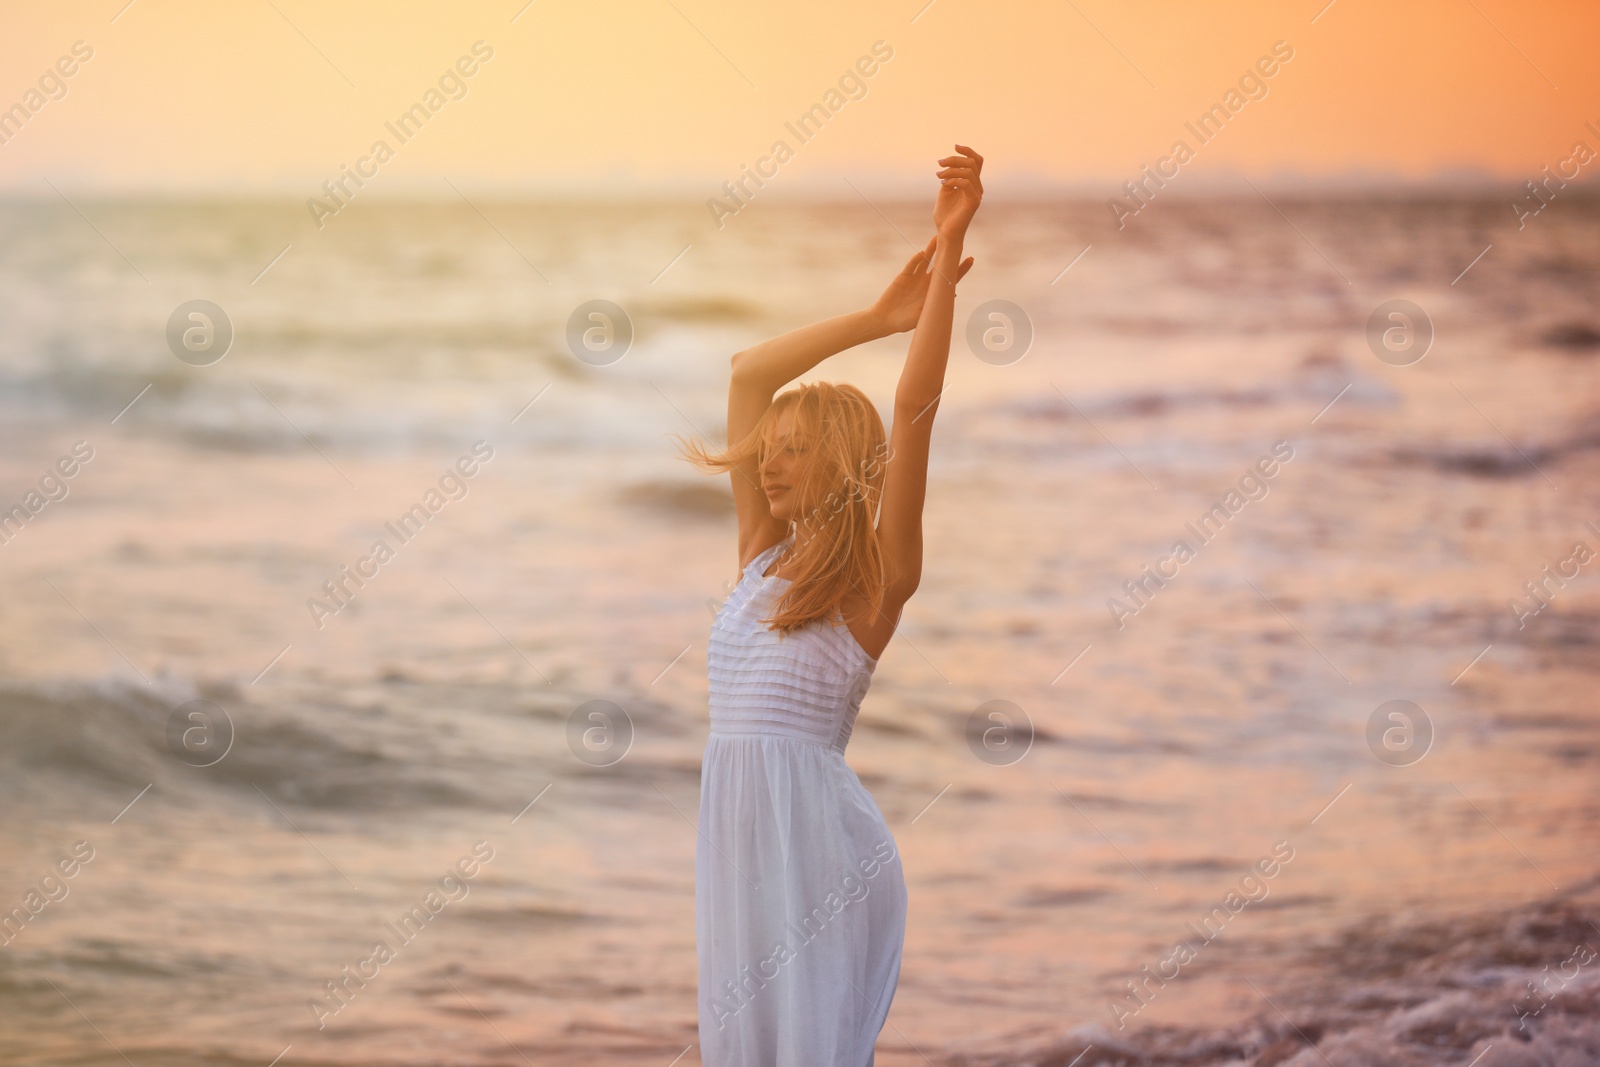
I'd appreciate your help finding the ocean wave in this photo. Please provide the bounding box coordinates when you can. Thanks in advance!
[615,478,735,519]
[989,371,1399,427]
[945,887,1600,1067]
[0,679,500,815]
[1539,321,1600,353]
[1387,416,1600,479]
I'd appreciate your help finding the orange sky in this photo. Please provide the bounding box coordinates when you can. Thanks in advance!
[1,0,1596,193]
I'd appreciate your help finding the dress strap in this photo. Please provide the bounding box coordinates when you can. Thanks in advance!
[745,533,793,579]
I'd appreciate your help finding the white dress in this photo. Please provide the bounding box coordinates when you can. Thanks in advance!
[697,533,907,1067]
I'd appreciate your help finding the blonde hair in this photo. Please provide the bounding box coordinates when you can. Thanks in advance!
[674,381,890,635]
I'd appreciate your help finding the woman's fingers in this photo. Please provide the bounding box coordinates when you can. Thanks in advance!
[938,150,982,174]
[896,238,937,284]
[939,168,983,197]
[957,256,975,280]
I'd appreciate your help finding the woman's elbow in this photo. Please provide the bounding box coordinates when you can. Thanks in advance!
[731,352,775,393]
[886,572,920,603]
[730,349,760,381]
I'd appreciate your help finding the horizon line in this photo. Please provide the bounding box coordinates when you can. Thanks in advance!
[0,168,1581,202]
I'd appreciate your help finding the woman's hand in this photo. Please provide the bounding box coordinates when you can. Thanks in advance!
[932,144,983,239]
[869,235,976,334]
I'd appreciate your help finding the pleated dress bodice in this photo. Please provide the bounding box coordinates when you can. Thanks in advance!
[707,535,878,755]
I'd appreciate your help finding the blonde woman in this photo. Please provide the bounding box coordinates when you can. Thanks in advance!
[678,146,982,1065]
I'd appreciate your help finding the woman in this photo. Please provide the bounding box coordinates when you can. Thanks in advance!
[677,145,982,1065]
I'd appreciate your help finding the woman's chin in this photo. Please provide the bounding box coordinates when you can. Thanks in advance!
[769,494,808,523]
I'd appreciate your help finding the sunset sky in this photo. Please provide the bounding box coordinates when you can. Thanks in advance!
[1,0,1596,194]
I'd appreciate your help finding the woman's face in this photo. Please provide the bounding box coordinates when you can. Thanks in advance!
[760,407,814,523]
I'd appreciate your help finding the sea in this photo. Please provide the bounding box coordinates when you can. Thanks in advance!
[1,189,1597,1066]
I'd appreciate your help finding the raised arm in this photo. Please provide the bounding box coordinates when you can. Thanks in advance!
[726,235,974,569]
[876,145,983,603]
[727,311,887,567]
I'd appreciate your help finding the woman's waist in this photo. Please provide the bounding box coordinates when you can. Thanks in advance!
[707,708,854,751]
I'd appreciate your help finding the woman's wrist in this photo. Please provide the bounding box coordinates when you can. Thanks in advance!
[857,304,899,340]
[931,232,967,278]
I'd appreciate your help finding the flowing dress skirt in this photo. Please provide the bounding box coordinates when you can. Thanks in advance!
[696,732,907,1067]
